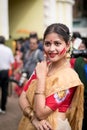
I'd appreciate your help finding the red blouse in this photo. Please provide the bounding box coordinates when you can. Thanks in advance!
[46,87,76,112]
[23,70,76,112]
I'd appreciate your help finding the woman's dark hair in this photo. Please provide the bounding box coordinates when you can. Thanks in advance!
[43,23,71,43]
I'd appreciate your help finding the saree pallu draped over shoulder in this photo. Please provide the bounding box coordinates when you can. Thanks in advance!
[18,66,84,130]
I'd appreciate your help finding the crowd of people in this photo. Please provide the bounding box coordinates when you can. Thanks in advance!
[11,32,44,96]
[0,32,44,113]
[0,23,87,130]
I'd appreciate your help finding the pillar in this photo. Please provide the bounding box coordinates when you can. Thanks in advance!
[43,0,56,30]
[56,0,74,32]
[0,0,9,39]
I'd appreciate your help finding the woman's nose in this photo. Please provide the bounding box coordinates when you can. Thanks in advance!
[50,44,55,51]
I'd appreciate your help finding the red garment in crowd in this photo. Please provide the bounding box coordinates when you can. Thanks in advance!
[70,58,76,68]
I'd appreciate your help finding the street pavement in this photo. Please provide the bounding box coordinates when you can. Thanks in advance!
[0,94,22,130]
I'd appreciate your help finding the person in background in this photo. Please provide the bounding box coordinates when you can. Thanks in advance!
[38,38,44,51]
[20,32,38,60]
[70,32,83,68]
[14,39,23,71]
[18,23,84,130]
[70,37,87,130]
[0,36,14,114]
[70,37,86,68]
[23,34,44,78]
[11,41,23,96]
[70,31,82,53]
[20,37,29,60]
[14,34,44,96]
[71,31,82,46]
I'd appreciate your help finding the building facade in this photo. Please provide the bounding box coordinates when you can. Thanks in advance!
[73,0,87,37]
[1,0,86,39]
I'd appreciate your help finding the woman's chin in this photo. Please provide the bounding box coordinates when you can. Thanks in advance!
[49,58,58,63]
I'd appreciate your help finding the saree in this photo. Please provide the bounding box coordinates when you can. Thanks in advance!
[18,64,84,130]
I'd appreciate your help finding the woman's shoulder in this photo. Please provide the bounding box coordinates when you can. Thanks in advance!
[62,67,81,81]
[55,67,83,90]
[58,66,78,77]
[51,65,80,82]
[64,67,78,74]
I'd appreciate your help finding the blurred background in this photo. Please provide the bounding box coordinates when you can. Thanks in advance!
[0,0,87,130]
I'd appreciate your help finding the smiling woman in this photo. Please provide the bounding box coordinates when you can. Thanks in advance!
[44,33,68,60]
[18,23,84,130]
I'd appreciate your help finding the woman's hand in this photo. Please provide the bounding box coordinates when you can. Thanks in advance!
[32,118,53,130]
[36,61,48,80]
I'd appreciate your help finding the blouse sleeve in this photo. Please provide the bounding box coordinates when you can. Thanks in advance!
[46,87,76,112]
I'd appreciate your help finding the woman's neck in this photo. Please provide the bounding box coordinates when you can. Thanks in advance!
[52,57,68,68]
[48,57,69,76]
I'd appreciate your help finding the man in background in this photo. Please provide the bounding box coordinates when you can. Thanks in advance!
[22,33,44,78]
[0,36,14,114]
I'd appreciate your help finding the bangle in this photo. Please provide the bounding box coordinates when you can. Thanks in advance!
[28,111,35,122]
[35,90,45,95]
[23,106,35,122]
[23,106,31,116]
[35,92,45,95]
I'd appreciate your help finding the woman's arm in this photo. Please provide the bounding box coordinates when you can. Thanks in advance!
[19,90,53,130]
[19,91,30,111]
[19,90,50,120]
[34,80,53,120]
[34,61,53,120]
[19,91,34,121]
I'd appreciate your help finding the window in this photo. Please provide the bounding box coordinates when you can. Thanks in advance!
[73,0,87,28]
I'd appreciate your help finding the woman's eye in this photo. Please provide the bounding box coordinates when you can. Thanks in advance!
[54,41,61,46]
[44,42,51,47]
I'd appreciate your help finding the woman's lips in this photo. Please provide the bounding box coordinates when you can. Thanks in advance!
[49,53,57,58]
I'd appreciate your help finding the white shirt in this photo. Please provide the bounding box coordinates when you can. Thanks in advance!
[0,44,15,70]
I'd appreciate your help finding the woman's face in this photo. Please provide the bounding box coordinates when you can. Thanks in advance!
[43,33,69,62]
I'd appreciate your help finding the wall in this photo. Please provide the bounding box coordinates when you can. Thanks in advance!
[9,0,43,39]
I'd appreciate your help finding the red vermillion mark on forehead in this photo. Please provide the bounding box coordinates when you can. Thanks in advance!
[59,48,66,55]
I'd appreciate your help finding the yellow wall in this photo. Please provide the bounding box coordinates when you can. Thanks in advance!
[9,0,43,39]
